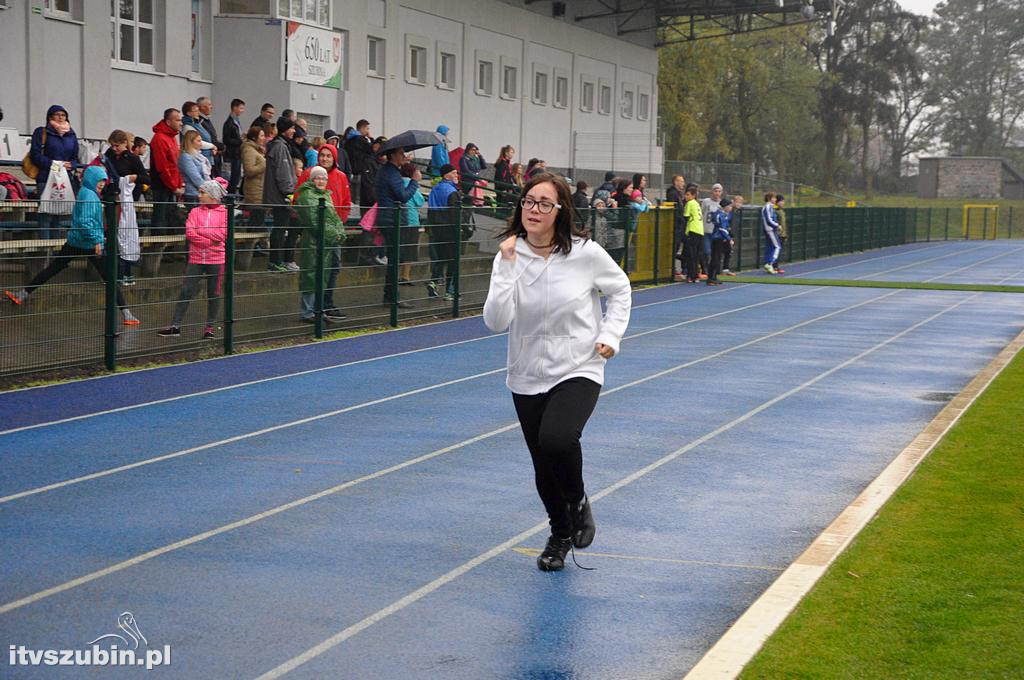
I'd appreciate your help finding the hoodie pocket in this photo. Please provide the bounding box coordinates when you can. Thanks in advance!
[509,335,581,381]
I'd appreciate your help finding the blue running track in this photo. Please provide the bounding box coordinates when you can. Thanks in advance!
[1,241,1023,679]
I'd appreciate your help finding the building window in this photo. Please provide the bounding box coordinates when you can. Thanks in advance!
[367,37,385,77]
[46,0,72,16]
[554,75,569,109]
[438,51,456,90]
[407,44,427,85]
[621,87,634,119]
[533,70,548,106]
[297,112,327,138]
[501,65,518,100]
[580,76,595,113]
[112,0,155,67]
[638,92,650,121]
[278,0,329,27]
[476,59,494,96]
[598,83,612,116]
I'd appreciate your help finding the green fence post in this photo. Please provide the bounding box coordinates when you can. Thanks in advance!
[652,204,660,284]
[389,206,401,328]
[945,207,950,240]
[735,207,743,272]
[983,207,989,240]
[1008,206,1014,239]
[755,209,762,268]
[224,196,235,354]
[314,197,326,339]
[453,201,462,318]
[104,199,118,372]
[926,207,932,242]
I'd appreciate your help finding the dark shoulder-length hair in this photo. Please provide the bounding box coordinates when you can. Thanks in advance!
[496,173,589,255]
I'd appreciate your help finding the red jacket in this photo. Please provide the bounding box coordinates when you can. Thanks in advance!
[150,119,183,191]
[293,144,352,223]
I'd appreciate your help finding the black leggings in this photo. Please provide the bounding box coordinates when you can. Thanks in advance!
[170,263,223,327]
[685,232,703,282]
[512,377,602,539]
[26,242,127,308]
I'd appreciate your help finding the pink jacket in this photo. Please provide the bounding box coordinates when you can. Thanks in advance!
[185,204,227,264]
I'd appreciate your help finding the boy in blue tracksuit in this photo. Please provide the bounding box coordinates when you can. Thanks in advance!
[4,165,139,324]
[761,192,781,274]
[707,198,734,285]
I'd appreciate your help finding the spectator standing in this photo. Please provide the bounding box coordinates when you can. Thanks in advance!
[323,129,353,179]
[700,183,723,278]
[722,194,743,275]
[631,173,648,200]
[510,163,525,192]
[458,143,487,195]
[29,105,80,238]
[294,166,347,323]
[250,103,275,130]
[524,159,547,182]
[665,174,687,281]
[493,145,516,206]
[359,137,386,209]
[5,165,140,325]
[376,146,420,308]
[157,178,229,339]
[761,192,781,274]
[426,164,461,300]
[196,97,224,179]
[149,108,185,236]
[222,98,246,194]
[398,162,425,286]
[344,119,373,206]
[263,118,299,271]
[773,194,787,274]
[181,101,216,165]
[683,185,704,283]
[591,172,617,208]
[178,130,212,209]
[240,126,267,230]
[429,125,450,176]
[707,198,734,285]
[572,181,589,228]
[100,129,148,284]
[482,173,631,572]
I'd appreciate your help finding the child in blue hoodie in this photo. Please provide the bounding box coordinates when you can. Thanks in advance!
[5,165,140,324]
[707,198,734,285]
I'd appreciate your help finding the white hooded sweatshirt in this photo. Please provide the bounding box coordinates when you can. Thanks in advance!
[483,237,632,395]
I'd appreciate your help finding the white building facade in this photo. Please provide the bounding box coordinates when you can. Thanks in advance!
[0,0,661,181]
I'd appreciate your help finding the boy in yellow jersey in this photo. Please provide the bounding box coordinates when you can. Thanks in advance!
[683,185,703,283]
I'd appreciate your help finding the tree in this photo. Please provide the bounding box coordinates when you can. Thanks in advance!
[927,0,1024,155]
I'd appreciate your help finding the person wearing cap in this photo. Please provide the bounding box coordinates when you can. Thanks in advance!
[158,177,229,340]
[263,118,299,271]
[707,198,734,285]
[426,163,462,300]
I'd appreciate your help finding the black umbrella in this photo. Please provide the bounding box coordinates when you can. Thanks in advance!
[379,129,445,153]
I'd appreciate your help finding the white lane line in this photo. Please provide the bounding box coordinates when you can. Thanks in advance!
[0,287,906,613]
[0,285,749,437]
[787,241,969,279]
[0,286,815,505]
[684,281,1024,679]
[252,291,975,680]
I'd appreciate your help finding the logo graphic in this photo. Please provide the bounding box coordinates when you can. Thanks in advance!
[86,612,148,650]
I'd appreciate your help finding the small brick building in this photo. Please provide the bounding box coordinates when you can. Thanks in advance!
[918,156,1024,199]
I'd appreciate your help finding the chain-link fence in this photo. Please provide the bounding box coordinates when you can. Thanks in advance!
[2,197,1022,379]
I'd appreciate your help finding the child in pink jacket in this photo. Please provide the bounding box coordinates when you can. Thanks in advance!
[158,178,229,340]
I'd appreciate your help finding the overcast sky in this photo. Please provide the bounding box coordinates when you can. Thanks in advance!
[897,0,940,16]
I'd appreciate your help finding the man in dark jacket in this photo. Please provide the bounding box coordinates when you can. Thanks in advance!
[263,118,298,271]
[344,120,373,205]
[458,142,487,194]
[250,102,275,130]
[376,146,419,308]
[665,174,687,280]
[222,98,245,194]
[426,164,462,300]
[197,97,225,179]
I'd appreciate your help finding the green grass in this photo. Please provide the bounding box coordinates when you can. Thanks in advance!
[740,348,1024,679]
[729,276,1024,294]
[796,193,1024,213]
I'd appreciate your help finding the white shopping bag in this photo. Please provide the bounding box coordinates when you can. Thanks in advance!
[117,176,141,262]
[39,161,74,215]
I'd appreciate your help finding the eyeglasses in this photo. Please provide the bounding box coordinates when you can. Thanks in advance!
[520,198,561,214]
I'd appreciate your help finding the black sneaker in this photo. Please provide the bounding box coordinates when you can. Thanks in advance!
[157,326,180,337]
[537,535,573,572]
[570,496,596,549]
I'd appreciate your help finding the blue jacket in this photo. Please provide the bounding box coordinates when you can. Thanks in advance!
[711,210,733,241]
[67,165,106,250]
[761,203,780,233]
[304,147,319,169]
[428,178,459,209]
[178,151,209,197]
[430,125,450,175]
[30,105,80,193]
[375,162,419,224]
[402,178,425,226]
[182,115,214,163]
